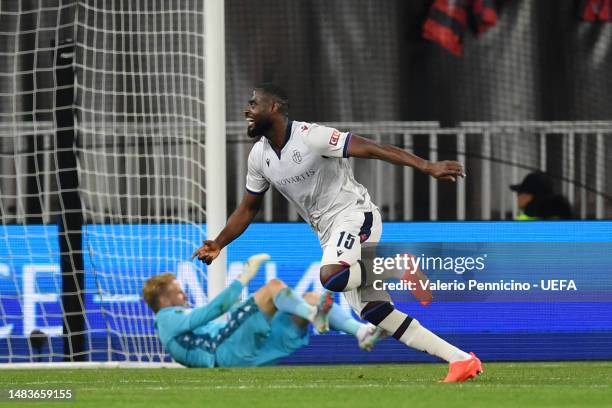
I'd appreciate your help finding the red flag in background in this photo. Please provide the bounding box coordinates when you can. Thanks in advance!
[580,0,611,21]
[423,0,498,57]
[472,0,499,33]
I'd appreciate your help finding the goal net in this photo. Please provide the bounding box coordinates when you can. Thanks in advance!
[0,1,217,363]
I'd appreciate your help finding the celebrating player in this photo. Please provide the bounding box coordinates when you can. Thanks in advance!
[192,84,482,381]
[143,254,383,368]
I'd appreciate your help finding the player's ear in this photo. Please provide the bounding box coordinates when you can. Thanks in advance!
[156,293,166,309]
[271,100,284,114]
[269,101,278,113]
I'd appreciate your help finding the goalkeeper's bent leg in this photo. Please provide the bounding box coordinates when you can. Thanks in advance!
[300,292,367,337]
[328,302,363,336]
[272,286,316,321]
[254,279,327,323]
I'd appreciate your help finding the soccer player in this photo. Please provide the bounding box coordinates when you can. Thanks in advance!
[143,254,382,368]
[192,84,482,381]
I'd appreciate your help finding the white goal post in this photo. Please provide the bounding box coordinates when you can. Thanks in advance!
[204,0,228,300]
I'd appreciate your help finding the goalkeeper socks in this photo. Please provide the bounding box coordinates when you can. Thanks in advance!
[273,287,316,321]
[361,301,470,363]
[322,261,365,292]
[327,303,362,336]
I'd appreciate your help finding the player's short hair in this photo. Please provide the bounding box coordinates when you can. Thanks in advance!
[254,82,289,115]
[142,272,176,313]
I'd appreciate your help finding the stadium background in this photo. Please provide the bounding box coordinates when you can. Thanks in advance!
[2,221,612,363]
[0,0,611,365]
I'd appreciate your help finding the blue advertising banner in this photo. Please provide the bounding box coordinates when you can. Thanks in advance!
[1,221,611,363]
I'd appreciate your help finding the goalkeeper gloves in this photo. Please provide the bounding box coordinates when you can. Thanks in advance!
[237,253,271,286]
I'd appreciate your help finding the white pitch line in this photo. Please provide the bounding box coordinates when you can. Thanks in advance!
[63,383,612,392]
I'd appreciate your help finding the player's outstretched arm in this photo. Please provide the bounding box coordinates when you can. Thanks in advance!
[166,254,270,337]
[346,134,465,182]
[192,192,264,264]
[163,280,245,336]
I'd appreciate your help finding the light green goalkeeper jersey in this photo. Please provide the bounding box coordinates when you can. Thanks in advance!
[154,280,243,367]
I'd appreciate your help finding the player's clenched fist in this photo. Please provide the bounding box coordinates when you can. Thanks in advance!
[192,240,221,264]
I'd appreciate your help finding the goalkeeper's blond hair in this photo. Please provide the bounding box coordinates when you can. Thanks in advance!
[142,272,176,313]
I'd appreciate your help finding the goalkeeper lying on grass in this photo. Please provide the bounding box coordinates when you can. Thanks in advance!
[143,254,384,367]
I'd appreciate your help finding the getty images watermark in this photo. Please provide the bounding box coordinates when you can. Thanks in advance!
[357,243,606,303]
[370,252,576,292]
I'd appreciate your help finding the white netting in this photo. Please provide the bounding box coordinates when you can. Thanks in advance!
[0,1,210,363]
[76,0,209,362]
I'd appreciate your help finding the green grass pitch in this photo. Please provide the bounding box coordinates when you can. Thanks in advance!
[2,362,611,408]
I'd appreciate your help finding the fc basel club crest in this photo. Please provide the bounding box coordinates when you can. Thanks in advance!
[292,150,302,164]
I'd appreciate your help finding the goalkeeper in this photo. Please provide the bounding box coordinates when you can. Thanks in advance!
[143,254,383,368]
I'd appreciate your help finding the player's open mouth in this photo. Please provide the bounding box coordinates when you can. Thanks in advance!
[246,118,254,128]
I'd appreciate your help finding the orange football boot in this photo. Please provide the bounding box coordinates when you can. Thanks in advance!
[440,352,483,383]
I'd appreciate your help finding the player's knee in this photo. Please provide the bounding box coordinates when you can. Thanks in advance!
[302,291,320,305]
[320,261,365,292]
[265,278,287,294]
[319,264,345,286]
[256,279,287,307]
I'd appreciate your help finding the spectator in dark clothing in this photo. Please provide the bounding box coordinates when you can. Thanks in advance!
[510,172,574,220]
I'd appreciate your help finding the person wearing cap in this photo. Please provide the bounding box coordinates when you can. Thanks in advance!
[510,172,573,220]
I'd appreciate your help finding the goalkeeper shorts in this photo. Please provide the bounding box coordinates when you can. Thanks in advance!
[215,297,309,367]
